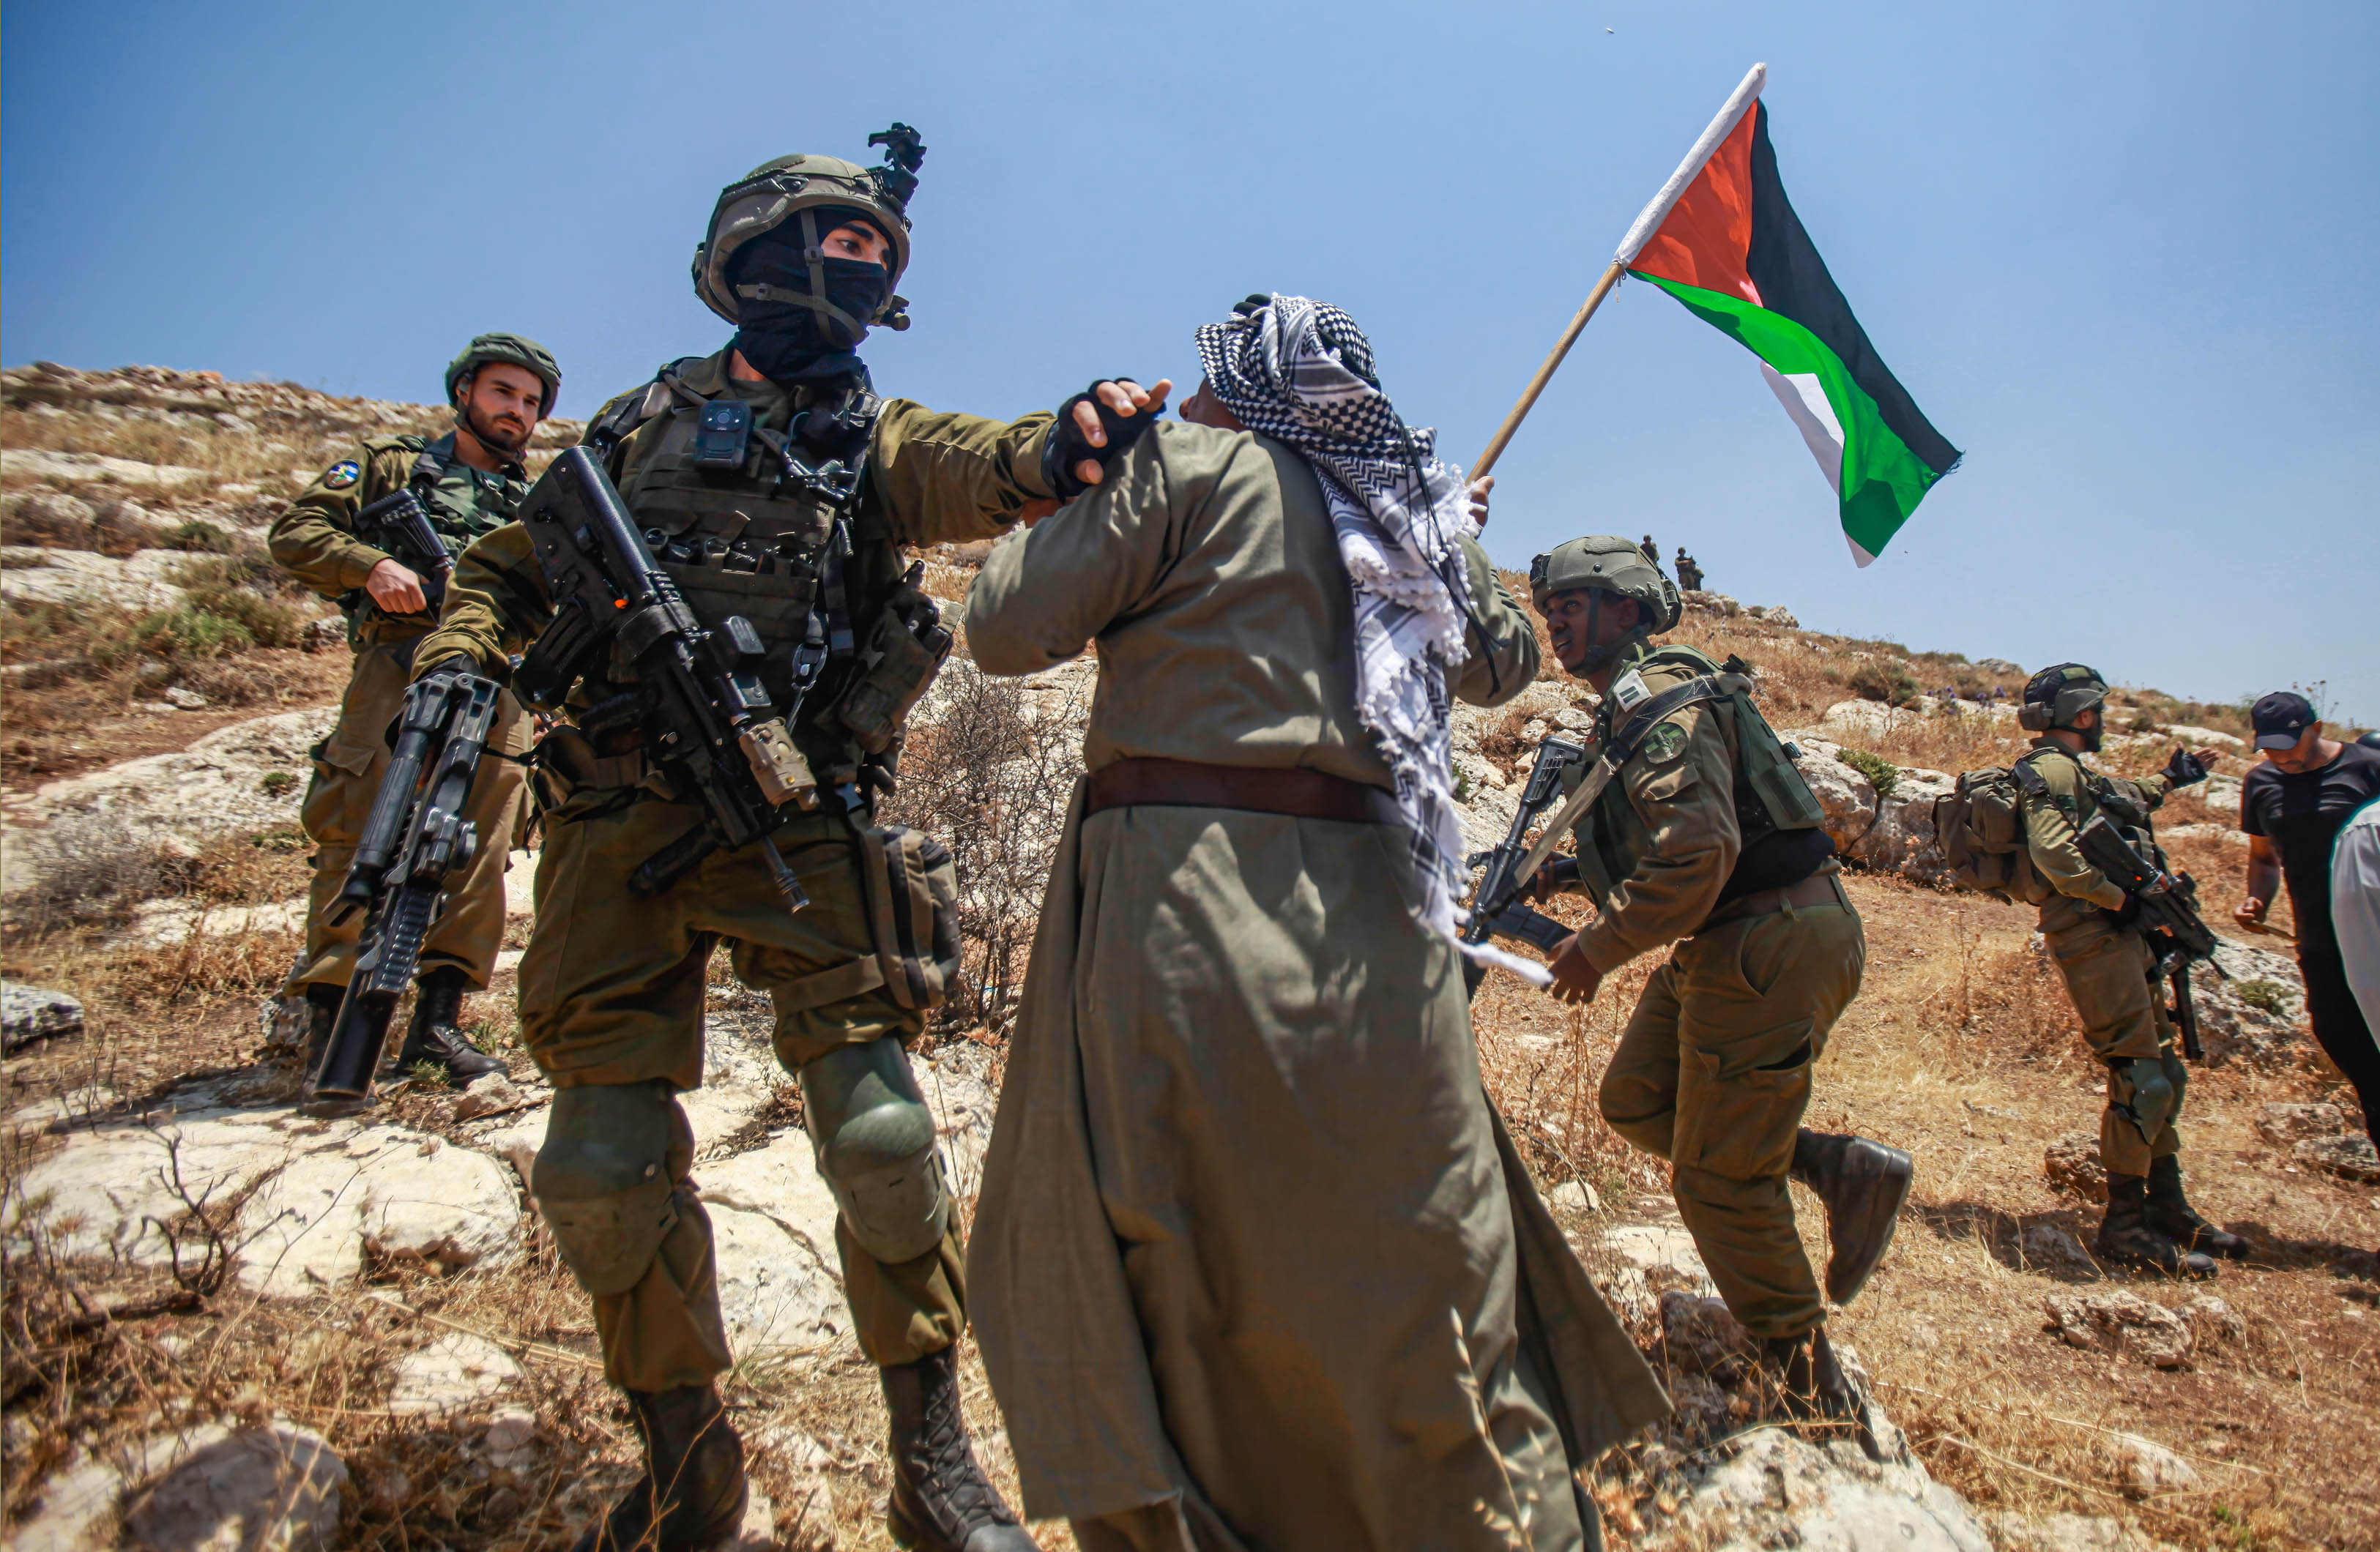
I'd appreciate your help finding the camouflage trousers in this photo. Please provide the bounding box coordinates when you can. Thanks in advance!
[521,777,963,1392]
[1599,876,1867,1339]
[2044,916,2184,1176]
[285,638,529,994]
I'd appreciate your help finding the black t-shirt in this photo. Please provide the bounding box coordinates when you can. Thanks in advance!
[2242,741,2380,952]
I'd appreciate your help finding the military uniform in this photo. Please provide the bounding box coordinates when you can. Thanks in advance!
[1674,548,1703,592]
[269,431,532,997]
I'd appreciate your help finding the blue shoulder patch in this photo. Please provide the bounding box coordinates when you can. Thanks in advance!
[322,460,361,490]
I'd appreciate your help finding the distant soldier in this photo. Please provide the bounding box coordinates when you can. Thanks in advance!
[1524,536,1911,1420]
[1674,546,1704,591]
[2012,663,2246,1275]
[1641,530,1659,564]
[268,334,558,1086]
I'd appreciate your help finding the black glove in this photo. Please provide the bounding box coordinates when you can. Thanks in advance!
[2109,889,2144,928]
[2162,746,2211,787]
[1042,381,1164,501]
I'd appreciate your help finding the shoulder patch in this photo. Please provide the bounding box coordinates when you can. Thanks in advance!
[1642,720,1689,764]
[321,460,361,490]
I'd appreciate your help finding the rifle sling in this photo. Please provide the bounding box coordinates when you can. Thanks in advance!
[1509,674,1749,898]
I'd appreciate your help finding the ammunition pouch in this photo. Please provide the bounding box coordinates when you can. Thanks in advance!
[799,1037,950,1264]
[532,1082,686,1297]
[773,824,963,1015]
[829,581,952,757]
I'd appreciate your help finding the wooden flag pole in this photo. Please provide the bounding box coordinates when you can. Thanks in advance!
[1470,62,1769,478]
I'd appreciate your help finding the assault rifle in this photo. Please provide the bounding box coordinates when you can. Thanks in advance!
[346,487,453,619]
[306,671,502,1111]
[513,445,815,903]
[2075,813,2224,1062]
[1462,736,1588,997]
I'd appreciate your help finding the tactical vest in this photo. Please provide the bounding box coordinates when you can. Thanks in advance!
[595,362,938,791]
[349,433,524,641]
[2016,745,2164,860]
[1564,643,1831,912]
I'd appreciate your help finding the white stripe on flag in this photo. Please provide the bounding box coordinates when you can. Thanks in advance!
[1760,364,1845,494]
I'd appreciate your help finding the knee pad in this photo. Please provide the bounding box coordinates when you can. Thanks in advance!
[800,1037,948,1264]
[532,1081,684,1297]
[2109,1056,2179,1145]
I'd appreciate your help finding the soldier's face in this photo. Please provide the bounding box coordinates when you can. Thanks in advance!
[458,363,546,452]
[1543,589,1638,674]
[822,220,890,268]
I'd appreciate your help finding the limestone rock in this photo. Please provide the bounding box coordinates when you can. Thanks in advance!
[163,685,209,710]
[1679,589,1739,616]
[2042,1289,2193,1368]
[299,616,345,652]
[2180,1294,2245,1347]
[482,1409,538,1471]
[2018,1223,2098,1275]
[3,982,85,1050]
[450,1073,532,1122]
[0,545,193,611]
[2294,1132,2380,1182]
[386,1331,521,1415]
[2159,723,2245,752]
[704,1198,849,1359]
[1982,1511,2157,1551]
[1744,604,1799,628]
[1785,736,1879,851]
[2256,1102,2345,1144]
[123,1422,347,1552]
[2201,774,2242,815]
[0,449,212,489]
[1548,1179,1600,1215]
[2045,1133,2108,1204]
[1850,766,1955,881]
[1653,1419,1991,1552]
[2105,1430,2199,1499]
[10,1450,127,1551]
[1658,1290,1755,1378]
[1821,698,1919,739]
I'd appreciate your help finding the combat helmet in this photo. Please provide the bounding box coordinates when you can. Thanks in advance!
[2019,662,2109,733]
[444,333,560,419]
[691,125,926,329]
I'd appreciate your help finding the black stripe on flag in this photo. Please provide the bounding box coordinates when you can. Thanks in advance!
[1744,103,1962,477]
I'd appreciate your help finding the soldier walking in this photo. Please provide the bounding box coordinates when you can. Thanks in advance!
[414,135,1161,1552]
[269,334,557,1086]
[2012,663,2247,1275]
[1524,536,1911,1419]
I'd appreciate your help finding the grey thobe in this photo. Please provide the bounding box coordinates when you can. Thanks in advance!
[965,422,1668,1551]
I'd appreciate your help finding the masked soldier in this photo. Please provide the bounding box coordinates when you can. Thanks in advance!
[269,334,557,1086]
[1523,536,1912,1419]
[414,131,1159,1552]
[2012,663,2245,1275]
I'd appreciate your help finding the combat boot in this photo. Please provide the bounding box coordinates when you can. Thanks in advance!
[1758,1327,1860,1422]
[2096,1173,2217,1278]
[390,967,504,1083]
[2145,1154,2251,1261]
[569,1384,748,1552]
[1790,1129,1915,1305]
[296,985,341,1100]
[882,1346,1038,1552]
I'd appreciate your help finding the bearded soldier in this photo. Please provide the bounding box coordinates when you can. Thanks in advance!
[269,334,557,1086]
[2012,663,2245,1275]
[966,297,1667,1551]
[1523,537,1911,1421]
[414,130,1159,1552]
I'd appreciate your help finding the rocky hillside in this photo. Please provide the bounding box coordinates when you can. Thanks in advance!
[4,369,2376,1551]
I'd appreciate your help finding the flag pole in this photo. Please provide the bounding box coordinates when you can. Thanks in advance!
[1471,62,1769,477]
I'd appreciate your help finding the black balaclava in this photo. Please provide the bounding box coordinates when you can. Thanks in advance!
[729,206,889,384]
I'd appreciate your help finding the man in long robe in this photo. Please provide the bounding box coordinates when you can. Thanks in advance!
[964,296,1667,1552]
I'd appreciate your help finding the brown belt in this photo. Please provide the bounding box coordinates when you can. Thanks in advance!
[1698,867,1847,931]
[1085,757,1402,826]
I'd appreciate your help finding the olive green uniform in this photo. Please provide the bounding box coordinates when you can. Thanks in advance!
[2015,739,2184,1176]
[269,434,532,994]
[414,348,1055,1391]
[1550,645,1864,1339]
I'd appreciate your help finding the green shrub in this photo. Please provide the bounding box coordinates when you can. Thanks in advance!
[124,607,255,662]
[2234,979,2288,1015]
[1847,659,1919,705]
[168,520,235,553]
[1840,747,1900,797]
[260,771,297,797]
[185,583,303,648]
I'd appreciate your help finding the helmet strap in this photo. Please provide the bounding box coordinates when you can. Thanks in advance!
[734,206,875,341]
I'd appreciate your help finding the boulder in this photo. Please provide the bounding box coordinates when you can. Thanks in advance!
[123,1422,346,1552]
[2105,1430,2200,1499]
[1981,1512,2153,1552]
[1658,1290,1755,1378]
[2042,1290,2193,1368]
[3,982,85,1050]
[2256,1102,2346,1144]
[1850,766,1955,882]
[2160,724,2246,752]
[2018,1223,2097,1275]
[2201,774,2242,815]
[1821,699,1917,740]
[298,616,345,652]
[1680,589,1739,616]
[2294,1133,2380,1182]
[1786,739,1878,851]
[1647,1417,1991,1551]
[0,449,212,489]
[0,546,193,611]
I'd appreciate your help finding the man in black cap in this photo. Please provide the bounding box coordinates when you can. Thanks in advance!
[2238,692,2380,1144]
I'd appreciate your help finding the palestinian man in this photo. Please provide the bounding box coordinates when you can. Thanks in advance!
[965,295,1667,1552]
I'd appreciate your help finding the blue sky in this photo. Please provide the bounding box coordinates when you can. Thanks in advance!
[5,0,2374,720]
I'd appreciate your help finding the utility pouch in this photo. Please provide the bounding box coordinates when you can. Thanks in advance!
[856,823,963,1012]
[830,564,952,756]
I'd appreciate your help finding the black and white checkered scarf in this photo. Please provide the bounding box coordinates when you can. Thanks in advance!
[1196,295,1532,973]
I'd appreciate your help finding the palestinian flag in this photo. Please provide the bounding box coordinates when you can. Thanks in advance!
[1626,98,1960,565]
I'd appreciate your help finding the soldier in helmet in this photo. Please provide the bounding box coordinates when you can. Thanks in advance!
[1522,536,1912,1421]
[269,333,559,1086]
[1673,546,1704,592]
[414,131,1160,1552]
[2012,663,2245,1275]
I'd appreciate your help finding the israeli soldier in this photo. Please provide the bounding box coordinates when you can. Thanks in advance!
[268,335,557,1086]
[1522,536,1913,1419]
[1674,546,1703,592]
[2012,663,2246,1275]
[413,133,1160,1552]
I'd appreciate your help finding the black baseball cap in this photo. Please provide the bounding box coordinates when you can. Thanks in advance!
[2251,690,2317,750]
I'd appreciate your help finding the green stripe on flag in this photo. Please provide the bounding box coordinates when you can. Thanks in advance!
[1638,273,1945,560]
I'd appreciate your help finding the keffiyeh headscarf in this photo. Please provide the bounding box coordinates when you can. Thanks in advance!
[1195,295,1529,973]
